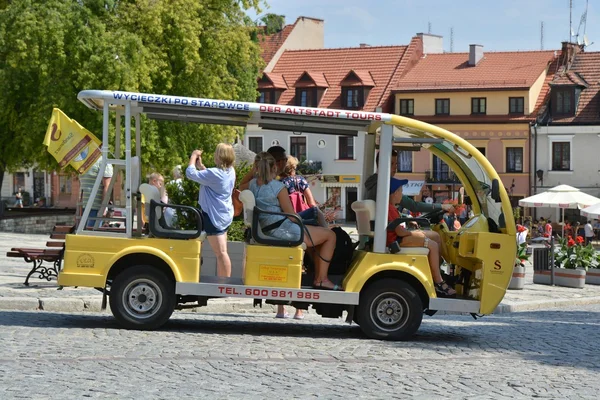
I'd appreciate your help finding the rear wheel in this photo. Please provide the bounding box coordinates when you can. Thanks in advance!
[357,279,423,340]
[109,265,175,330]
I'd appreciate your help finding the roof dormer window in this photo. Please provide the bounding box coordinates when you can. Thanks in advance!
[257,73,287,104]
[340,70,374,110]
[294,72,328,107]
[552,87,575,116]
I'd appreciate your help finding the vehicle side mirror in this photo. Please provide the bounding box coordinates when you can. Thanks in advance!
[491,179,501,202]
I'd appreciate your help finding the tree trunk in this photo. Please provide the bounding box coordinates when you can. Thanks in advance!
[0,165,5,200]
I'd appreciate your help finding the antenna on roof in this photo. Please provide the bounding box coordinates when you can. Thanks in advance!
[428,22,432,34]
[569,0,573,42]
[540,21,544,50]
[450,27,454,52]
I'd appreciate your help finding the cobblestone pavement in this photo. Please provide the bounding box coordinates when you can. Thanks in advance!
[0,304,598,399]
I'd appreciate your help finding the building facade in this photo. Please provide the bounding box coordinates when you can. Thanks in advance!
[393,43,556,207]
[532,43,600,222]
[248,34,427,221]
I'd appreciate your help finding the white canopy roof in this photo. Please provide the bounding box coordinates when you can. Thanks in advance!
[518,185,600,209]
[581,202,600,219]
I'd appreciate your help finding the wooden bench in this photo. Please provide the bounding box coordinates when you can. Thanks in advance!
[7,225,74,286]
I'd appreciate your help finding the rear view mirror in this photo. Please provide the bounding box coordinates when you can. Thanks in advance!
[491,179,501,202]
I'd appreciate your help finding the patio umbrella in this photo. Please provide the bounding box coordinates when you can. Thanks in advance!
[518,185,600,286]
[519,184,600,236]
[581,202,600,219]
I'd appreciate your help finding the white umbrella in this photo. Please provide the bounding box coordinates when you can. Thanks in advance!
[519,185,600,209]
[581,202,600,219]
[519,184,600,236]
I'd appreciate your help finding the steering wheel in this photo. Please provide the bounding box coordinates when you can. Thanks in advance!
[419,208,447,224]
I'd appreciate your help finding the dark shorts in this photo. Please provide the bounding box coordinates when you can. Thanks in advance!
[201,210,229,236]
[298,207,319,226]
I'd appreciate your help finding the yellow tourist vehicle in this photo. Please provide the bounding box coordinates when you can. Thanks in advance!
[58,90,517,340]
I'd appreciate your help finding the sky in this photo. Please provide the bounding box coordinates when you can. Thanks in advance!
[249,0,599,52]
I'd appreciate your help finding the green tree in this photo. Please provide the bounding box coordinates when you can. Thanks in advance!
[0,0,264,191]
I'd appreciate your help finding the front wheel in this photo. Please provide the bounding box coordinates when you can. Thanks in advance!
[357,279,423,340]
[109,265,175,330]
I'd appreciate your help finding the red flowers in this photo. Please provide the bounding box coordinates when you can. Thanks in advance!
[576,236,584,244]
[567,238,576,247]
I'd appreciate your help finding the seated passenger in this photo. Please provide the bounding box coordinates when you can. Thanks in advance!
[281,156,326,227]
[387,178,456,298]
[149,172,175,227]
[248,152,340,290]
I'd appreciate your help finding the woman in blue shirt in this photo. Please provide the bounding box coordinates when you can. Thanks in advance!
[186,144,236,277]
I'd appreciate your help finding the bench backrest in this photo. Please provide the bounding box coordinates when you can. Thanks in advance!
[352,200,376,237]
[239,189,255,228]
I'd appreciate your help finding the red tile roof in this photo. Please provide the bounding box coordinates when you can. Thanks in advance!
[545,51,600,124]
[258,73,288,89]
[531,56,561,118]
[295,71,329,88]
[341,70,376,87]
[270,45,409,110]
[394,51,557,92]
[549,71,589,87]
[258,24,295,65]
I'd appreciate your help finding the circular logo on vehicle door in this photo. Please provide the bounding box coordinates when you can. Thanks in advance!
[76,253,95,269]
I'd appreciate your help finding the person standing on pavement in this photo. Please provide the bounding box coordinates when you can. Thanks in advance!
[584,220,594,245]
[14,188,23,208]
[186,144,236,278]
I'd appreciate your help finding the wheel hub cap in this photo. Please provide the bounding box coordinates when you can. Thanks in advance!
[122,279,163,319]
[377,298,404,325]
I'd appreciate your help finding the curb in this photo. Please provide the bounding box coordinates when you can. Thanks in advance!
[494,296,600,313]
[3,295,600,314]
[0,296,278,314]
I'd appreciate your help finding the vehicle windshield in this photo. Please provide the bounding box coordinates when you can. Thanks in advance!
[427,140,502,226]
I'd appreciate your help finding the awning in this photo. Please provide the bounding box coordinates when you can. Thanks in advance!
[321,182,361,188]
[403,181,425,196]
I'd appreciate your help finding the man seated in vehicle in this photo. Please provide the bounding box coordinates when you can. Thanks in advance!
[365,150,454,214]
[387,178,456,298]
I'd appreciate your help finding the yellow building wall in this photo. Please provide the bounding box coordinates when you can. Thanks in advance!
[396,90,533,116]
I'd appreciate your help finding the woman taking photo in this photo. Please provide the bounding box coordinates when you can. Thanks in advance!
[186,143,236,277]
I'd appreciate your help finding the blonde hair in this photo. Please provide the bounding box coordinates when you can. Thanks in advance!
[148,172,164,184]
[214,143,235,169]
[172,165,182,180]
[254,152,276,184]
[284,156,299,176]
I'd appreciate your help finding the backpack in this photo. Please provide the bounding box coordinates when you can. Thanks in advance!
[328,227,355,275]
[289,177,310,213]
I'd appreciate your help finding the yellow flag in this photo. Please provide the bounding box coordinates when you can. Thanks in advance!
[43,108,102,174]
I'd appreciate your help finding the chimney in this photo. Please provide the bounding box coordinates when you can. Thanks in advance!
[359,43,370,48]
[416,33,443,54]
[469,44,484,66]
[560,41,583,70]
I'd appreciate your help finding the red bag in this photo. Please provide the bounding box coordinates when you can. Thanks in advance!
[289,177,310,213]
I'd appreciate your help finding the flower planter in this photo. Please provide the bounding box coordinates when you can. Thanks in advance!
[533,269,552,285]
[555,268,586,288]
[508,264,526,290]
[586,268,600,285]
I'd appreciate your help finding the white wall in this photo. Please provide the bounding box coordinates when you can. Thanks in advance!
[1,168,52,205]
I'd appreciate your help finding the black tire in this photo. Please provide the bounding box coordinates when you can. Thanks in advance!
[109,265,175,330]
[357,279,423,341]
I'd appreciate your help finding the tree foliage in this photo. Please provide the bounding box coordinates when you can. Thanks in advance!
[0,0,265,190]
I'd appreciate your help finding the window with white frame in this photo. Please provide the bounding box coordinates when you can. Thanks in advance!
[248,136,263,154]
[549,135,573,171]
[338,136,354,160]
[290,136,307,161]
[59,175,72,194]
[397,151,412,172]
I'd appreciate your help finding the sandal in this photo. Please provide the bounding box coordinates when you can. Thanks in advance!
[435,281,456,298]
[293,313,305,320]
[313,281,343,291]
[275,312,290,319]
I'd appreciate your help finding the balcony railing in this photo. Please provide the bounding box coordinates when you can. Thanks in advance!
[297,160,322,176]
[424,169,461,184]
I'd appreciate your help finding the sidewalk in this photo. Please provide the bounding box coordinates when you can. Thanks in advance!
[1,231,600,314]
